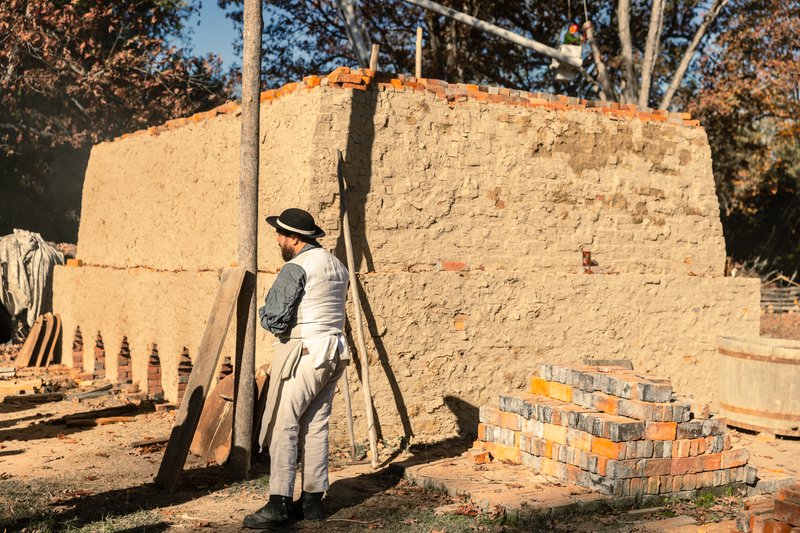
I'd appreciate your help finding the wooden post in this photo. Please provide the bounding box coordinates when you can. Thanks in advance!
[230,0,262,478]
[415,27,423,78]
[369,44,379,71]
[341,366,357,461]
[337,150,379,469]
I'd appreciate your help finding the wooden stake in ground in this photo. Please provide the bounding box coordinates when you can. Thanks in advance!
[155,267,245,492]
[369,44,379,71]
[341,365,357,462]
[336,150,379,469]
[230,0,262,479]
[415,27,423,78]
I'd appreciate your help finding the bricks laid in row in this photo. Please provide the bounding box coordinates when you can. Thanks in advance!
[474,363,754,498]
[114,66,700,143]
[737,483,800,532]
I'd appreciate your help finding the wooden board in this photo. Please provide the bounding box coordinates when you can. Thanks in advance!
[39,313,61,367]
[15,314,44,367]
[190,365,269,465]
[29,313,54,367]
[154,267,245,492]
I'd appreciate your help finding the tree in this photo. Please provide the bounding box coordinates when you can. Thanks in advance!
[220,0,728,109]
[692,0,800,274]
[0,0,231,241]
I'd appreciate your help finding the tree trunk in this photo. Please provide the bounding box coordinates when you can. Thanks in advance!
[659,0,728,110]
[617,0,638,104]
[638,0,664,108]
[230,0,262,479]
[583,21,615,102]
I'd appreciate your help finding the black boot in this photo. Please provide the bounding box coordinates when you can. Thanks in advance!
[243,494,291,529]
[300,491,325,521]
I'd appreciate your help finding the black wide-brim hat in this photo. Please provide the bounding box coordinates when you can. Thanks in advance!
[266,208,325,239]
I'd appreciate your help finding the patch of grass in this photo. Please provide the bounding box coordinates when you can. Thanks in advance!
[63,509,165,532]
[694,491,716,508]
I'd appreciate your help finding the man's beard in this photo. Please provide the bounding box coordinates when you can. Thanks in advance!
[280,244,294,262]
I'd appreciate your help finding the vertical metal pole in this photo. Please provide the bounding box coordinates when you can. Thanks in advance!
[415,27,423,78]
[231,0,262,478]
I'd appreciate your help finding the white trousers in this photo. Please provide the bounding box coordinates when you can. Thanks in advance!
[268,347,346,497]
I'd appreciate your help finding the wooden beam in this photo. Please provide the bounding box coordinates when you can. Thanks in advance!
[155,267,246,492]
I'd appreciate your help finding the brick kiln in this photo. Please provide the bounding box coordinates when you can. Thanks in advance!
[53,66,760,443]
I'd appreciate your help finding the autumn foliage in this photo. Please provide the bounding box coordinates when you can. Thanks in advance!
[0,0,230,240]
[693,0,800,274]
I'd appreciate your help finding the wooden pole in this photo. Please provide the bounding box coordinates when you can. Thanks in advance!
[341,365,357,462]
[369,44,379,71]
[230,0,262,478]
[415,27,423,78]
[336,150,379,469]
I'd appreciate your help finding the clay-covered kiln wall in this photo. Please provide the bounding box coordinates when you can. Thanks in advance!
[309,89,725,276]
[327,273,760,443]
[54,73,760,444]
[76,92,329,272]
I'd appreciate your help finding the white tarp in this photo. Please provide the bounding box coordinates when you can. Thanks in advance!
[0,229,64,328]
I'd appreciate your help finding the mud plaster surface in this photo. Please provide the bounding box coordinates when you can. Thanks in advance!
[54,86,759,443]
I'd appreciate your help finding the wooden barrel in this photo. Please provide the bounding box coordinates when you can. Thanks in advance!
[718,336,800,436]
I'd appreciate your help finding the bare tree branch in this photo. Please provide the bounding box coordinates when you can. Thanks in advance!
[638,0,664,107]
[583,21,615,102]
[617,0,638,104]
[659,0,728,110]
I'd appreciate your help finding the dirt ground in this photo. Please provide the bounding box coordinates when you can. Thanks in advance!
[0,390,755,533]
[761,312,800,340]
[1,313,799,532]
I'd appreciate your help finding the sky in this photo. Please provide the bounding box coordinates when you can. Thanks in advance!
[186,1,240,73]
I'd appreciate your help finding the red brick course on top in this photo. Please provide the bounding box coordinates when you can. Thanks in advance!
[113,66,700,143]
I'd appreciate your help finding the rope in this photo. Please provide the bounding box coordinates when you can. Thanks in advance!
[582,0,589,22]
[568,0,572,21]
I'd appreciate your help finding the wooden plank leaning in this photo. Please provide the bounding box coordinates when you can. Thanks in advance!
[16,314,45,367]
[155,267,246,492]
[337,149,379,469]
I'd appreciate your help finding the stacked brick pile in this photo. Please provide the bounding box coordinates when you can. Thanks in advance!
[117,337,132,384]
[147,344,164,400]
[475,364,755,497]
[71,326,83,372]
[739,484,800,533]
[93,332,105,379]
[176,348,192,404]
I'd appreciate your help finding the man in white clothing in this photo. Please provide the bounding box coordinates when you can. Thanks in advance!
[243,208,349,530]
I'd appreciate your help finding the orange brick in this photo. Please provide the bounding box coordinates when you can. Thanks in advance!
[483,441,521,464]
[592,437,626,460]
[470,448,491,464]
[498,410,523,431]
[442,261,468,271]
[774,499,800,528]
[530,377,550,396]
[593,393,620,415]
[645,421,677,441]
[721,448,749,469]
[549,382,573,402]
[597,456,608,476]
[675,439,692,458]
[66,258,83,267]
[477,423,487,441]
[566,428,592,452]
[543,423,568,445]
[763,519,793,533]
